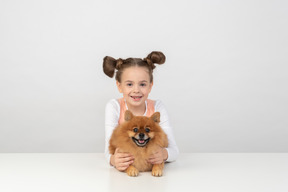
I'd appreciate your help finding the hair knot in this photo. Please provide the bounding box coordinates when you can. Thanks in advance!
[116,59,123,70]
[144,58,156,69]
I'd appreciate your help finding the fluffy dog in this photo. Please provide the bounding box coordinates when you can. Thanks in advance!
[109,110,168,177]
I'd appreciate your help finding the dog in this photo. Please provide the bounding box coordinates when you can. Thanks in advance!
[109,110,168,176]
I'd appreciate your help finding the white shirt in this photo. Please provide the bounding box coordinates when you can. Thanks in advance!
[104,99,179,164]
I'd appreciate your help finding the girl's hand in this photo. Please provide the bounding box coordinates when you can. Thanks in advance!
[148,148,168,164]
[111,148,134,171]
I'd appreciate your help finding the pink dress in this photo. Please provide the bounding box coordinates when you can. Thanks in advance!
[117,98,155,125]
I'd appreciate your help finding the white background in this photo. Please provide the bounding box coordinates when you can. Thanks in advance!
[0,0,287,153]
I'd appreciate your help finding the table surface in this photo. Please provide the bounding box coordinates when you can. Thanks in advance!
[0,153,287,192]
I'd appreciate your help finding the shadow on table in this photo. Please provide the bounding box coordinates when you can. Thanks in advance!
[107,167,168,192]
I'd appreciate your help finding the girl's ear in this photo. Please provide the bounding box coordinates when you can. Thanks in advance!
[116,81,123,93]
[148,81,153,93]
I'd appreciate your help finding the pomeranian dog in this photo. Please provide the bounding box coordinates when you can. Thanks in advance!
[109,110,168,177]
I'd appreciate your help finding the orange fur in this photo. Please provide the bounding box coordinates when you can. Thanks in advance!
[109,110,168,176]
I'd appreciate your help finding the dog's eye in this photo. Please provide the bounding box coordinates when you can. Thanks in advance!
[145,128,150,133]
[133,128,138,132]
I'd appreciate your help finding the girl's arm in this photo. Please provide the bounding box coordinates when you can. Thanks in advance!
[104,99,120,165]
[155,100,179,162]
[105,99,134,169]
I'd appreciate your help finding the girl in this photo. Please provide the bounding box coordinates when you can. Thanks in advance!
[103,51,179,171]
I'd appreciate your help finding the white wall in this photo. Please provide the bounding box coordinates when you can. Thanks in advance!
[0,0,287,152]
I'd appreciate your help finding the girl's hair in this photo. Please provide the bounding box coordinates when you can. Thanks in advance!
[103,51,165,83]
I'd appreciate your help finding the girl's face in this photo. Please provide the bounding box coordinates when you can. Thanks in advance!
[116,66,153,109]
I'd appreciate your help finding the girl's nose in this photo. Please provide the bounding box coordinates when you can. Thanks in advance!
[133,85,140,92]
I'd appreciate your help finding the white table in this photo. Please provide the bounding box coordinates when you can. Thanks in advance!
[0,153,287,192]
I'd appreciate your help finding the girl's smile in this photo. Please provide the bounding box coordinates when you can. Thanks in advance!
[130,95,142,101]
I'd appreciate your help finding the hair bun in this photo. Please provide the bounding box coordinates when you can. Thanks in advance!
[116,58,123,70]
[103,56,117,78]
[146,51,166,64]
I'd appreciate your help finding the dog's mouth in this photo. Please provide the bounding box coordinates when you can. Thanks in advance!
[132,137,150,147]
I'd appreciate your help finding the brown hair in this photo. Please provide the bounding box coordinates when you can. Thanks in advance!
[103,51,165,83]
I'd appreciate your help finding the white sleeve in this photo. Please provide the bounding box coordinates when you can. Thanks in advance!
[104,99,120,165]
[155,100,179,162]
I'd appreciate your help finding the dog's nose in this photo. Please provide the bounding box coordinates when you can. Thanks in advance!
[139,133,145,139]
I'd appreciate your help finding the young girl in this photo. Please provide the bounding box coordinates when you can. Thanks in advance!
[103,51,179,171]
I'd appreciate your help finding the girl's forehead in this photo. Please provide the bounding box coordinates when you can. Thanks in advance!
[122,66,150,79]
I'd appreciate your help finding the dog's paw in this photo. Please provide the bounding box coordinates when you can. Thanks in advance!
[126,166,139,177]
[152,166,163,177]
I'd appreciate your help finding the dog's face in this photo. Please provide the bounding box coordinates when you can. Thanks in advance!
[123,110,160,147]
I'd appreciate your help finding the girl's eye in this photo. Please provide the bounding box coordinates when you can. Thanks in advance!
[127,83,133,87]
[140,83,146,87]
[133,128,138,132]
[145,128,150,133]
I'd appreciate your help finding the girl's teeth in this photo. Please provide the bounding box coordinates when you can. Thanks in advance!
[131,96,142,101]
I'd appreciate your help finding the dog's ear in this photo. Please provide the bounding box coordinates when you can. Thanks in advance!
[124,110,134,121]
[151,112,160,123]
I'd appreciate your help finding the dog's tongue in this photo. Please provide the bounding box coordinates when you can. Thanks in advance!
[139,139,145,144]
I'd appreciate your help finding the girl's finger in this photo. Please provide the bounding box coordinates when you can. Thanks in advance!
[117,166,128,171]
[116,157,133,165]
[148,157,163,164]
[121,156,134,162]
[119,161,132,168]
[148,156,159,161]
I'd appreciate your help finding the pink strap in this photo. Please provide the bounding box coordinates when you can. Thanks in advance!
[118,98,155,125]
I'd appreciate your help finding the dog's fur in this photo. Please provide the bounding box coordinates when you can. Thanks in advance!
[109,110,168,176]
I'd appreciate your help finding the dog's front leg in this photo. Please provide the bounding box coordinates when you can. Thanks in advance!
[152,162,164,177]
[126,165,139,177]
